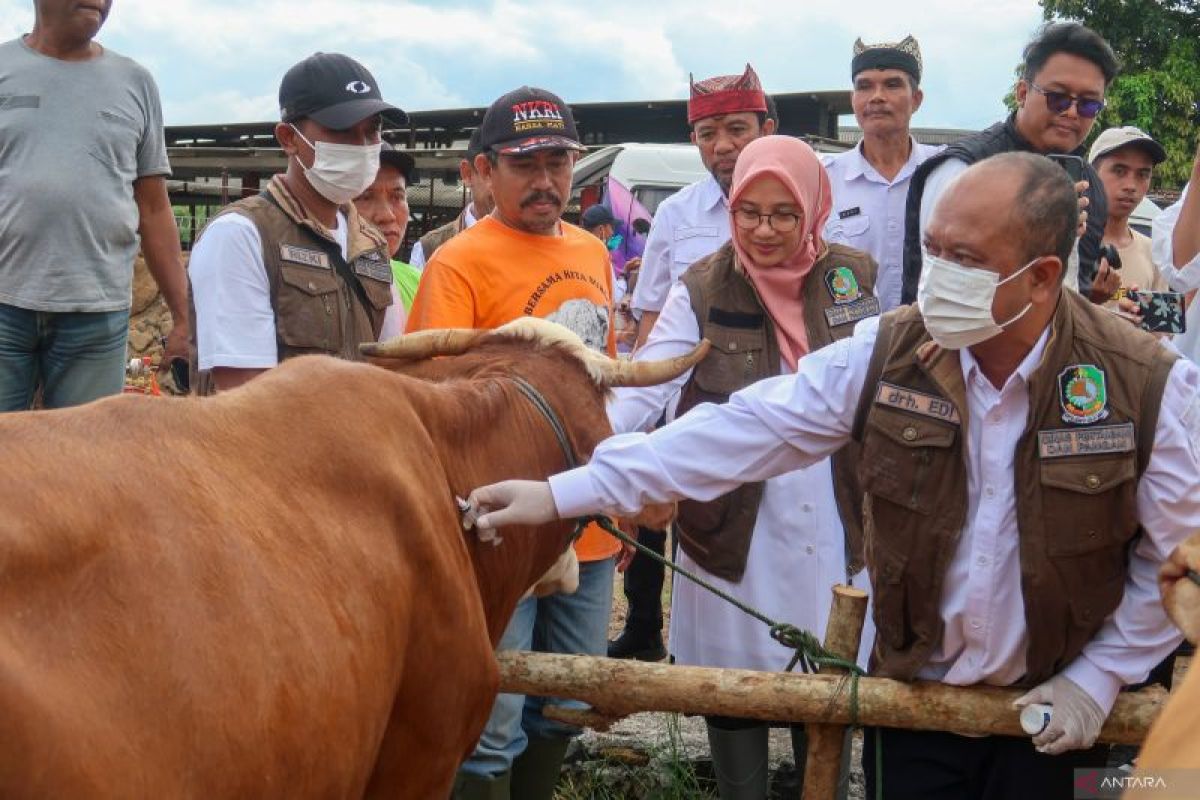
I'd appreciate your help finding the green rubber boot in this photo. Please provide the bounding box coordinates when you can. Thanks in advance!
[509,735,571,800]
[706,723,769,799]
[450,770,510,800]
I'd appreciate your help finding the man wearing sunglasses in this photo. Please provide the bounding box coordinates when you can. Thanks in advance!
[901,22,1118,305]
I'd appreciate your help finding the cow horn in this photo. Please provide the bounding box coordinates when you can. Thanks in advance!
[595,339,711,387]
[359,329,482,360]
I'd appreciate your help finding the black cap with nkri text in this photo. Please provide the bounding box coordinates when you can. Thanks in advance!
[279,52,407,130]
[477,86,585,155]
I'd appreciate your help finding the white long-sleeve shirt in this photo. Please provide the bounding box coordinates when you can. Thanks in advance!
[629,176,728,315]
[1152,183,1199,363]
[553,314,1200,713]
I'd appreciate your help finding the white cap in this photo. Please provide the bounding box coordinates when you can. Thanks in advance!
[1088,126,1166,165]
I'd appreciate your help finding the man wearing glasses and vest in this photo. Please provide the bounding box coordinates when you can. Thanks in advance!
[902,23,1117,305]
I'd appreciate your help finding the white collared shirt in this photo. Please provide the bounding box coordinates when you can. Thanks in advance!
[408,203,479,270]
[823,139,943,312]
[551,315,1200,714]
[1153,183,1199,362]
[630,175,728,315]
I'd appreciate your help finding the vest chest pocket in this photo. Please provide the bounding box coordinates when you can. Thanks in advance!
[276,265,342,352]
[690,325,767,400]
[860,407,958,515]
[1039,455,1138,557]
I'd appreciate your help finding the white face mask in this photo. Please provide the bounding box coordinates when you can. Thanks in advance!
[290,125,380,205]
[917,250,1037,350]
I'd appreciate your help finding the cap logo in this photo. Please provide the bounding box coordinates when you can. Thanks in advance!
[345,80,372,95]
[511,100,565,133]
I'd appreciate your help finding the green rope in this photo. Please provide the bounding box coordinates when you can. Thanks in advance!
[579,515,866,723]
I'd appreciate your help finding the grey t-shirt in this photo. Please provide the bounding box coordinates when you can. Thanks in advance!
[0,37,170,312]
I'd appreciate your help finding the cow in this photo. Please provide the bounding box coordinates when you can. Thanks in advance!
[0,318,706,799]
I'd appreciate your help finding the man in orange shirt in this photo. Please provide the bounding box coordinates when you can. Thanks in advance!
[408,86,618,800]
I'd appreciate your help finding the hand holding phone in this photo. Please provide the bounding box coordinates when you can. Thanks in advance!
[1127,290,1187,334]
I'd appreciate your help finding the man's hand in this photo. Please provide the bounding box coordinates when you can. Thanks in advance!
[615,521,638,572]
[1014,674,1106,754]
[1075,180,1090,239]
[464,480,559,532]
[1088,255,1121,304]
[1160,533,1200,644]
[159,325,189,375]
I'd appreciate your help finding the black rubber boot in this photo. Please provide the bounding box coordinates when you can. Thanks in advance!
[609,526,667,661]
[509,735,570,800]
[449,770,510,800]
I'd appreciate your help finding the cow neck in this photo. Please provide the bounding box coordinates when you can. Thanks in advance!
[402,366,582,645]
[510,376,579,470]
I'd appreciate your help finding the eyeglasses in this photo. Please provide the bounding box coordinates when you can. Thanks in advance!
[732,208,803,233]
[1029,83,1105,118]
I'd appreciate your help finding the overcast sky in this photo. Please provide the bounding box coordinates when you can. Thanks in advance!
[1,0,1049,132]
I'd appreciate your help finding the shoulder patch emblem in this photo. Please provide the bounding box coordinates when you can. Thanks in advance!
[1058,364,1108,425]
[354,253,393,283]
[874,381,960,425]
[825,266,862,304]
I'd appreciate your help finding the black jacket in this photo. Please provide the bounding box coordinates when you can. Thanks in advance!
[900,114,1107,304]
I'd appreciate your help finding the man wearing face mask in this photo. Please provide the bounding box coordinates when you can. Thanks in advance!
[188,52,404,393]
[463,152,1200,799]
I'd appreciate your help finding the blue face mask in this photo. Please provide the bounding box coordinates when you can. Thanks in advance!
[605,233,623,252]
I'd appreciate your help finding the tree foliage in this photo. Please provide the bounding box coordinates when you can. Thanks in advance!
[1039,0,1199,188]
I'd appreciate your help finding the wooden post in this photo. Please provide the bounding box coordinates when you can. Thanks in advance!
[499,652,1164,746]
[802,585,868,800]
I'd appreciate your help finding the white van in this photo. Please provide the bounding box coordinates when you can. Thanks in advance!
[572,143,707,216]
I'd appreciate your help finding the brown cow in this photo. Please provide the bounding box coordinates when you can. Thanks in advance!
[0,318,704,799]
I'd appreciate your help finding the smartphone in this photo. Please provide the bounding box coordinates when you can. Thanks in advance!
[1127,290,1186,334]
[1048,153,1085,184]
[1100,243,1122,271]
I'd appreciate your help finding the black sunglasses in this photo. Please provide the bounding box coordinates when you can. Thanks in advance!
[1029,83,1105,118]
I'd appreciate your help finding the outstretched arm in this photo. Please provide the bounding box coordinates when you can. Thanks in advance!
[466,318,880,531]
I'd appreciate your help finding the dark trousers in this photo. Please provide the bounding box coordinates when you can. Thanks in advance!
[619,526,667,636]
[863,727,1108,800]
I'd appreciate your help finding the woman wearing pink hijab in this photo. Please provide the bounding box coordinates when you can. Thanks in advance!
[605,135,880,799]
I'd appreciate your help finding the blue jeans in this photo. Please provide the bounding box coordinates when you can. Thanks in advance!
[460,556,616,778]
[0,304,129,411]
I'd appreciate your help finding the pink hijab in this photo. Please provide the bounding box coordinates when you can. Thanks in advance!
[728,135,832,370]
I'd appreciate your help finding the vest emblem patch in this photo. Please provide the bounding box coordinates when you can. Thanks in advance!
[825,267,862,304]
[875,381,961,424]
[1058,364,1108,425]
[279,245,330,269]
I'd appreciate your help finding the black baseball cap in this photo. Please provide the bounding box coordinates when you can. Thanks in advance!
[477,86,585,155]
[379,142,417,184]
[465,128,484,160]
[280,52,407,130]
[580,204,616,229]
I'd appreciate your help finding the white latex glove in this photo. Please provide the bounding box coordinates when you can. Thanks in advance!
[1013,674,1106,755]
[464,480,559,533]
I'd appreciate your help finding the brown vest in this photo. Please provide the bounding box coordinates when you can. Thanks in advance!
[189,177,392,394]
[852,291,1177,684]
[675,241,880,582]
[417,207,470,263]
